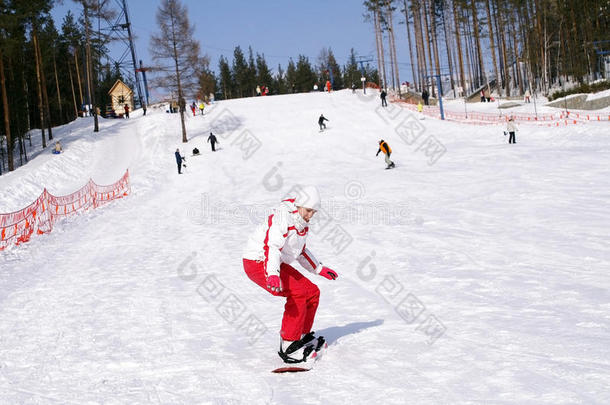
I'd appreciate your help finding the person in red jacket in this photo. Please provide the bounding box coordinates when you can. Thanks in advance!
[123,104,130,118]
[242,186,338,364]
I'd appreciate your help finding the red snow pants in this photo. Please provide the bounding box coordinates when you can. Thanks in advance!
[243,259,320,341]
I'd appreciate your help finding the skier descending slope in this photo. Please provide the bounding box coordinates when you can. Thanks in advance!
[242,186,338,364]
[318,114,329,131]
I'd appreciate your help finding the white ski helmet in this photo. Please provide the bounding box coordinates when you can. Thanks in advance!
[293,185,321,211]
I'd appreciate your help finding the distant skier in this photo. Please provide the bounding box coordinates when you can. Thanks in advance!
[208,132,219,151]
[480,89,486,102]
[326,80,331,92]
[190,102,197,116]
[380,89,388,107]
[199,102,205,115]
[124,104,130,118]
[376,139,395,169]
[351,83,356,93]
[242,185,338,364]
[192,147,200,155]
[318,114,329,131]
[506,116,518,144]
[175,148,184,174]
[524,89,531,103]
[256,85,261,96]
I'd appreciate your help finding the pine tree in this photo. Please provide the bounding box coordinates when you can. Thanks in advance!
[285,58,297,93]
[218,55,233,99]
[274,63,287,94]
[232,46,248,98]
[343,48,361,89]
[318,47,343,90]
[198,68,216,101]
[295,55,316,92]
[256,53,273,93]
[246,46,257,96]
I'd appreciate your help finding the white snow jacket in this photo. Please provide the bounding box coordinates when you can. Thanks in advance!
[507,120,518,132]
[243,199,322,278]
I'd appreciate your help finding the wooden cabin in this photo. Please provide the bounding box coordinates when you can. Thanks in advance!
[108,79,134,116]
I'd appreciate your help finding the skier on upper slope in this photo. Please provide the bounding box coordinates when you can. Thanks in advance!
[318,114,329,131]
[242,186,338,364]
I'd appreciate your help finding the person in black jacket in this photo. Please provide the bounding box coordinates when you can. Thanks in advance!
[208,132,219,151]
[175,148,184,174]
[318,114,329,131]
[380,89,388,107]
[422,89,430,106]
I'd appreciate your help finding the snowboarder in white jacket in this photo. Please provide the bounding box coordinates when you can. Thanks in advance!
[506,116,518,144]
[242,185,338,364]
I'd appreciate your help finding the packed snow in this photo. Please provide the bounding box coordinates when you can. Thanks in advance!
[1,90,609,404]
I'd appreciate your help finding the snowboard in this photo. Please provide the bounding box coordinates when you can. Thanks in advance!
[385,163,396,170]
[271,340,328,373]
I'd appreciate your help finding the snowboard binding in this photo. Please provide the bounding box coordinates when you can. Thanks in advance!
[278,332,326,364]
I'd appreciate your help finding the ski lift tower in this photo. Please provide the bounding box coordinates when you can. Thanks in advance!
[356,56,373,94]
[593,41,610,79]
[98,0,146,109]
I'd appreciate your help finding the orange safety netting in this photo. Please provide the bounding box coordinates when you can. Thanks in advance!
[0,170,130,251]
[392,98,610,127]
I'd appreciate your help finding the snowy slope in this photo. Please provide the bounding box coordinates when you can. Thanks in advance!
[0,90,609,404]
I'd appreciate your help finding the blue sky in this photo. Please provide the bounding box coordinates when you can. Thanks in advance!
[52,0,414,81]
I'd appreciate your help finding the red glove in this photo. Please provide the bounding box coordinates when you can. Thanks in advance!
[267,275,282,292]
[318,266,338,280]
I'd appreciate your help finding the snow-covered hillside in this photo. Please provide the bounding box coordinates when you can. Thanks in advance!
[1,90,609,404]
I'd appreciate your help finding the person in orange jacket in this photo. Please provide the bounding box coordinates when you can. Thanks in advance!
[376,139,395,169]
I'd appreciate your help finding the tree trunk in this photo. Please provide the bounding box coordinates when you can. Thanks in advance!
[0,46,14,171]
[374,7,387,89]
[386,0,400,93]
[53,50,63,122]
[453,0,467,96]
[440,1,455,97]
[421,0,435,96]
[68,61,78,119]
[428,0,442,87]
[21,52,31,136]
[498,5,511,97]
[74,49,84,108]
[511,12,524,95]
[168,5,187,142]
[486,0,501,96]
[414,3,428,93]
[462,9,475,93]
[470,0,486,90]
[402,0,418,91]
[32,30,46,148]
[35,30,53,140]
[83,6,99,132]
